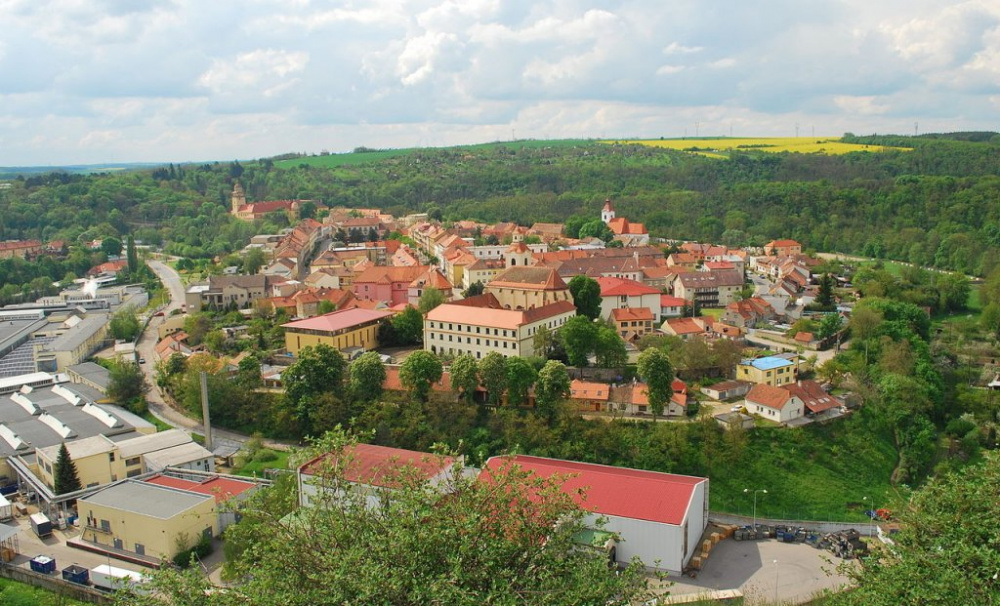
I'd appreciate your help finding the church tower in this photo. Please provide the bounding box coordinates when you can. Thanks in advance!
[601,198,616,224]
[504,242,533,268]
[231,182,247,216]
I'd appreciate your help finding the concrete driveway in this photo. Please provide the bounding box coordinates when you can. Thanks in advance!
[659,539,854,604]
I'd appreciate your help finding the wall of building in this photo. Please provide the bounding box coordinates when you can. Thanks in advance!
[285,323,382,357]
[81,498,216,560]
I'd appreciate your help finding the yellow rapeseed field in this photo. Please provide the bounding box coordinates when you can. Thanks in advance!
[606,137,907,156]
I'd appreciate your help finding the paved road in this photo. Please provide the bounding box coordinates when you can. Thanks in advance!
[139,260,266,453]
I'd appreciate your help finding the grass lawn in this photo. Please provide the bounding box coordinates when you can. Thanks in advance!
[231,448,291,477]
[142,410,174,432]
[0,577,85,605]
[700,308,725,319]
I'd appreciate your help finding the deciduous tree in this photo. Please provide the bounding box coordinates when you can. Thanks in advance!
[535,360,570,422]
[350,352,387,401]
[505,357,538,407]
[561,316,597,367]
[479,352,508,406]
[568,275,602,320]
[418,287,446,314]
[399,351,443,401]
[637,348,674,420]
[449,355,479,403]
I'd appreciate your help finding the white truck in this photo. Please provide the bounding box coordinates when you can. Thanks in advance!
[0,494,11,522]
[90,564,146,593]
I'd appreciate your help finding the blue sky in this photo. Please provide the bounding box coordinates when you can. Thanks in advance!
[1,0,998,165]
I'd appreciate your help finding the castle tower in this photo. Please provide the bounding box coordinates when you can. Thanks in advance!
[231,182,247,216]
[601,198,616,224]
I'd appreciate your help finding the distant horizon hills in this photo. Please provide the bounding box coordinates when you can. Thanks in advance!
[2,131,996,178]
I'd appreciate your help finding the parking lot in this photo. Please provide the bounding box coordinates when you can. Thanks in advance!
[657,538,855,604]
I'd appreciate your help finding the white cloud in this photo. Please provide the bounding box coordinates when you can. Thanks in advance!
[0,0,998,164]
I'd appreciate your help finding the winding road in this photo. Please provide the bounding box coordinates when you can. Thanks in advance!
[137,258,255,455]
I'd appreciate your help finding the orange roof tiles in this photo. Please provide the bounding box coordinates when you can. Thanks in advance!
[569,380,610,401]
[611,307,654,322]
[300,444,454,489]
[746,383,794,410]
[595,276,660,297]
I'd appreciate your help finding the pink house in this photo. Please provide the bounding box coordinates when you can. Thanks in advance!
[352,265,429,306]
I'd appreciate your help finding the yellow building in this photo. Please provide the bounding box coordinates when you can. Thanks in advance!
[78,481,216,560]
[35,430,213,489]
[737,355,800,387]
[283,308,394,357]
[485,267,570,311]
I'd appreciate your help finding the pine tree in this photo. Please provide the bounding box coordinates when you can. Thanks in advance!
[54,443,82,495]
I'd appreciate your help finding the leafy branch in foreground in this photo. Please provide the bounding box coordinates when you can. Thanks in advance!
[117,429,656,606]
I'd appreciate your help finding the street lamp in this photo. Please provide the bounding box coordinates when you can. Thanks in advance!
[744,488,767,530]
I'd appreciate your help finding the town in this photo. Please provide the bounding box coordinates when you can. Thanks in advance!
[0,176,966,604]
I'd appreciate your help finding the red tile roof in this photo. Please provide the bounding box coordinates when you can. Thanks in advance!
[489,267,567,290]
[660,295,688,307]
[569,380,610,401]
[144,474,256,503]
[354,265,429,285]
[299,444,454,488]
[785,380,840,414]
[794,331,814,343]
[611,307,654,322]
[282,308,393,332]
[427,298,574,331]
[483,455,705,526]
[746,383,794,411]
[596,276,660,297]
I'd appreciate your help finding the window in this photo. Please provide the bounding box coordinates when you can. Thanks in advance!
[108,452,116,462]
[101,519,111,532]
[126,457,140,467]
[135,543,145,556]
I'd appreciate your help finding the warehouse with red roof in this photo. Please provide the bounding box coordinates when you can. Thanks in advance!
[483,455,708,573]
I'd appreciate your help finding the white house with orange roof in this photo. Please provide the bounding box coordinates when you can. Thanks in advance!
[595,276,662,322]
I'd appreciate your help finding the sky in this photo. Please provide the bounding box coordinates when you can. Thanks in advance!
[1,0,998,165]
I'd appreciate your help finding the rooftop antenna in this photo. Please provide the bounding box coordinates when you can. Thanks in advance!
[914,122,919,136]
[795,123,800,138]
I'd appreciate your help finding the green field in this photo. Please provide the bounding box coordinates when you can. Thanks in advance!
[232,448,291,477]
[274,139,593,169]
[0,578,85,605]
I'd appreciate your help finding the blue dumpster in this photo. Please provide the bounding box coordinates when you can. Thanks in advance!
[30,555,56,574]
[62,564,90,585]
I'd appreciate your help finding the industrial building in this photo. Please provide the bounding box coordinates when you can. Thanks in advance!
[483,455,708,574]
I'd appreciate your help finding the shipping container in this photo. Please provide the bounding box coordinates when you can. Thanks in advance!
[29,512,52,538]
[91,564,145,592]
[62,564,90,585]
[0,494,11,522]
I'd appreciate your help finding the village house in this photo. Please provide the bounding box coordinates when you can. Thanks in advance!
[763,239,802,257]
[744,383,804,424]
[673,270,745,308]
[661,316,713,340]
[611,307,655,342]
[0,239,43,260]
[737,355,800,387]
[352,265,430,306]
[660,295,688,318]
[569,379,612,412]
[722,297,777,329]
[407,268,454,307]
[595,276,662,322]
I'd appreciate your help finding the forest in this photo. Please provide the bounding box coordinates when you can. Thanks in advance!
[1,133,1000,284]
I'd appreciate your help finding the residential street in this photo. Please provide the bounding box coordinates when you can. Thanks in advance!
[139,259,265,454]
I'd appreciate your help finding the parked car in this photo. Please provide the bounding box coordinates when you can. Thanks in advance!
[138,358,146,364]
